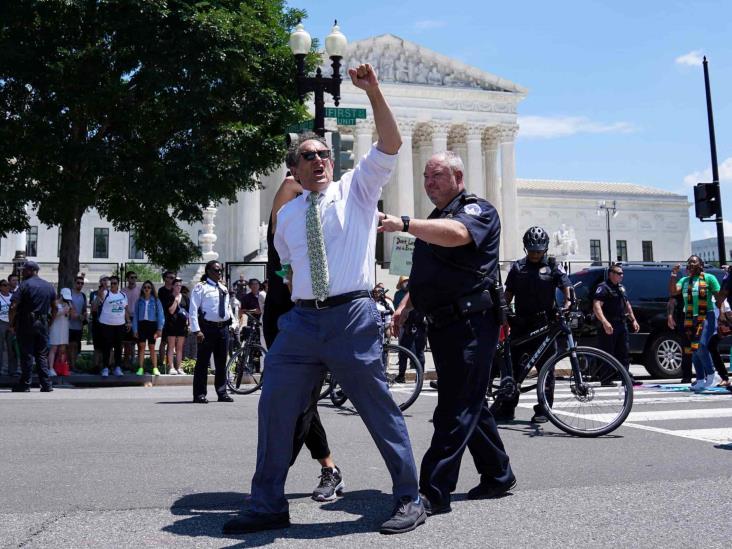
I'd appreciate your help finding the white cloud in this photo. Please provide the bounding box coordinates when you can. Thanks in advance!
[675,50,704,66]
[683,157,732,187]
[414,20,447,30]
[517,115,636,139]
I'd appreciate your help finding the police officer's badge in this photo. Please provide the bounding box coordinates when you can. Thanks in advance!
[463,204,481,216]
[540,266,549,274]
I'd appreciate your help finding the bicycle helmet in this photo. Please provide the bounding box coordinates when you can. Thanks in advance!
[523,226,550,252]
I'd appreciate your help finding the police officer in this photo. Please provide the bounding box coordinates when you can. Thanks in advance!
[8,261,57,392]
[188,260,235,403]
[382,150,515,516]
[492,226,572,423]
[592,264,641,386]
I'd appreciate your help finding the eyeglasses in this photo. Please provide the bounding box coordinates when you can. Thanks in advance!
[143,286,152,290]
[211,268,222,273]
[300,150,331,161]
[610,271,624,276]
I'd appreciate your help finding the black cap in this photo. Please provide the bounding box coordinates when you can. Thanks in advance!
[23,260,40,271]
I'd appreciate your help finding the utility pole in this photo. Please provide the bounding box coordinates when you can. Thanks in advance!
[703,56,726,265]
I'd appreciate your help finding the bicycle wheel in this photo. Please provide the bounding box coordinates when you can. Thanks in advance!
[225,343,266,395]
[383,344,424,411]
[329,375,349,407]
[537,346,633,437]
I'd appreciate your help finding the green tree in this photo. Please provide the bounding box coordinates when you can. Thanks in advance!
[0,0,309,288]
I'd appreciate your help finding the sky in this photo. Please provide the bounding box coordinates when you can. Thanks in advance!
[291,0,732,241]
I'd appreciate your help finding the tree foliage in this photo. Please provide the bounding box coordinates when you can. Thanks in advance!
[0,0,309,286]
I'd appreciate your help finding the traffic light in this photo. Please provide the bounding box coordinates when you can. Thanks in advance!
[331,131,355,180]
[694,182,718,220]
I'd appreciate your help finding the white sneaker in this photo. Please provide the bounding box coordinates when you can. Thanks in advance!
[101,368,109,377]
[692,378,708,393]
[706,373,721,388]
[168,368,178,375]
[176,368,185,376]
[113,367,123,377]
[48,367,58,377]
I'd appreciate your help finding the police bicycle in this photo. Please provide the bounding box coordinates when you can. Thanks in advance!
[490,294,634,437]
[225,312,265,394]
[328,310,425,411]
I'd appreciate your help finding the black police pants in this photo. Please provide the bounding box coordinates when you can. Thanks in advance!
[264,296,331,463]
[193,324,229,398]
[397,323,426,376]
[100,323,125,370]
[420,310,514,507]
[597,321,630,371]
[17,320,51,390]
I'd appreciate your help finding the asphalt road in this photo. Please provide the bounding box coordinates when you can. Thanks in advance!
[1,377,731,548]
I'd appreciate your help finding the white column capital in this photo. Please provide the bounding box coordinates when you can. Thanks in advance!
[498,124,519,143]
[466,123,484,142]
[398,118,417,137]
[482,126,501,149]
[431,120,451,139]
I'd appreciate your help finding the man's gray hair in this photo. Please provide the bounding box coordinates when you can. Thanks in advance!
[431,150,465,176]
[286,131,328,168]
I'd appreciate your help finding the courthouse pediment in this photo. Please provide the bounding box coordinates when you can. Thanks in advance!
[322,34,526,94]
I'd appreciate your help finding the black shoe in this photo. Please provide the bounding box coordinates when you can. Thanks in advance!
[11,385,30,393]
[193,395,209,404]
[530,412,548,423]
[420,493,451,516]
[379,496,426,535]
[218,394,234,402]
[490,402,515,422]
[630,376,643,387]
[394,375,406,384]
[222,509,290,534]
[40,387,54,393]
[429,380,438,390]
[680,377,692,384]
[467,477,517,500]
[312,466,344,502]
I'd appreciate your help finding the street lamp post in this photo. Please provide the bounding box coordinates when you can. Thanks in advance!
[597,200,618,264]
[289,21,348,138]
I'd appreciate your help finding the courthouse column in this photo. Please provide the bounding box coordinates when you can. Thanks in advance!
[431,121,449,153]
[499,124,520,261]
[395,119,416,219]
[354,118,374,161]
[483,128,501,209]
[466,124,484,197]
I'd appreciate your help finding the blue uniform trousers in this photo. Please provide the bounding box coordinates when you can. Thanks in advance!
[421,310,514,507]
[17,319,51,390]
[250,297,419,515]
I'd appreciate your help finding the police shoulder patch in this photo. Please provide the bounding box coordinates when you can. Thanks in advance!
[463,204,482,216]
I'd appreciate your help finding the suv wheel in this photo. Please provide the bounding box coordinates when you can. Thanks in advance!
[645,332,683,378]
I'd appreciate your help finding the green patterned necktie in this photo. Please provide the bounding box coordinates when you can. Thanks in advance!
[306,192,330,301]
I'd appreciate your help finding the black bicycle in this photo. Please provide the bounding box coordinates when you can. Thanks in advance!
[225,312,266,395]
[491,306,634,437]
[329,311,425,411]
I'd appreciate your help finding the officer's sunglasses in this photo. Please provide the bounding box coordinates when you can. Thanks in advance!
[609,270,624,276]
[300,150,331,161]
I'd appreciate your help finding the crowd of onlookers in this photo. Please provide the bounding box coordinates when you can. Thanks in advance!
[0,269,269,377]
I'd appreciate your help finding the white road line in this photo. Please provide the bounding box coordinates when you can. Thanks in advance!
[551,395,729,406]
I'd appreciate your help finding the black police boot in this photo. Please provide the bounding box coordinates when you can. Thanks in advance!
[530,404,548,424]
[223,510,290,534]
[420,493,452,516]
[489,401,515,422]
[467,476,517,500]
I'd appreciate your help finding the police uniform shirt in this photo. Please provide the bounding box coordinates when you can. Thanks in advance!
[505,257,571,317]
[11,276,56,323]
[593,281,627,322]
[189,278,232,332]
[409,191,500,313]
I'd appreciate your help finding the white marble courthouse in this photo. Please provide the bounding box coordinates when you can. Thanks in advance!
[0,34,691,276]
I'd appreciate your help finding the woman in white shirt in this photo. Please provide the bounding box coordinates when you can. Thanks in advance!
[93,276,131,377]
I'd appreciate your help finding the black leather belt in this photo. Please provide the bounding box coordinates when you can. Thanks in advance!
[425,290,494,328]
[297,290,371,310]
[201,318,232,328]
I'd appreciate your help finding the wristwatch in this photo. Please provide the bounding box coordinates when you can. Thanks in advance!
[401,215,411,233]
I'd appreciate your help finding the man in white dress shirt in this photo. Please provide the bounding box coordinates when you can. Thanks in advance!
[189,260,234,403]
[223,64,424,536]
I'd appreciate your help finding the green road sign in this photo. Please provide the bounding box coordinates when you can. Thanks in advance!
[325,107,367,119]
[336,118,356,125]
[286,119,314,133]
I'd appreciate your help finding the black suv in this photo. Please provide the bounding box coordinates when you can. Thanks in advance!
[568,264,727,378]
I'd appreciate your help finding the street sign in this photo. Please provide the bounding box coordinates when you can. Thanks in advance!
[285,119,314,133]
[336,118,356,126]
[325,107,367,119]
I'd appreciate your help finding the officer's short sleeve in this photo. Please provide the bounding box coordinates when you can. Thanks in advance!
[593,284,609,302]
[505,262,519,292]
[554,265,571,288]
[452,201,499,250]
